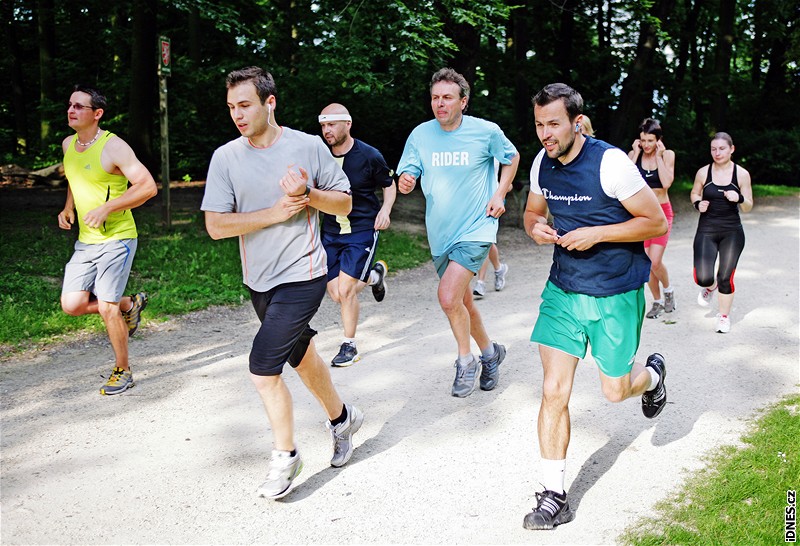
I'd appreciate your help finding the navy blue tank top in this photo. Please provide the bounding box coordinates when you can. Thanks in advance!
[538,138,651,297]
[697,164,742,232]
[635,151,663,189]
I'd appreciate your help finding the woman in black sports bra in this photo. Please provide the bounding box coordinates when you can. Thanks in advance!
[628,118,676,319]
[690,132,754,333]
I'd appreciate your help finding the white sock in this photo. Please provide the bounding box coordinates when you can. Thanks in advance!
[663,286,673,293]
[541,458,566,494]
[343,338,355,346]
[367,270,379,286]
[457,353,473,365]
[653,299,664,305]
[480,344,495,359]
[647,366,660,390]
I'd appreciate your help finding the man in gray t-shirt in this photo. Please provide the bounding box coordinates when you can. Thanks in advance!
[201,66,365,500]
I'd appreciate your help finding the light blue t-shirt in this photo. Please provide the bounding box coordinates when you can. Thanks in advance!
[397,115,518,256]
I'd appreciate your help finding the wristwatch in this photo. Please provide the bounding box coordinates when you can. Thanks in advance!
[303,185,311,197]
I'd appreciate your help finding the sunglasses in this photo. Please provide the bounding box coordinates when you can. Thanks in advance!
[67,102,97,111]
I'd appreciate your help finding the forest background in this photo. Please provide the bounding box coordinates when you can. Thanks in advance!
[2,0,799,186]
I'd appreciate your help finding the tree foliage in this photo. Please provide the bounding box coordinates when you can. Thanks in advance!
[1,0,798,185]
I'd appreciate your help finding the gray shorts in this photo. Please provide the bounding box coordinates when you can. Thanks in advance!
[62,239,138,303]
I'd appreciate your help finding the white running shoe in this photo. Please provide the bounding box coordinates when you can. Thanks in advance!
[258,450,303,499]
[715,314,731,333]
[473,280,486,299]
[494,263,509,291]
[697,287,715,307]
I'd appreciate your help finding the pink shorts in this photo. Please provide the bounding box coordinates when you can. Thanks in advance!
[644,202,674,248]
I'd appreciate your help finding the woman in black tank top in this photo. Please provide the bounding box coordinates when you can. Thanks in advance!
[628,118,677,319]
[690,132,754,333]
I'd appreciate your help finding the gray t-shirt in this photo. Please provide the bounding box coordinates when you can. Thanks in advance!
[202,128,351,292]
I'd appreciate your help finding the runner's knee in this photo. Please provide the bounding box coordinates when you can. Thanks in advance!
[717,274,734,294]
[693,267,715,288]
[601,382,627,403]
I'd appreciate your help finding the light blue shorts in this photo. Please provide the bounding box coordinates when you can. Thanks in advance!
[432,241,492,278]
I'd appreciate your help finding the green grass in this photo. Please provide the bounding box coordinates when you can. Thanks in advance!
[622,393,800,545]
[0,208,429,349]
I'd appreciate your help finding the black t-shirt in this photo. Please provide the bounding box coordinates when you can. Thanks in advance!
[322,139,394,234]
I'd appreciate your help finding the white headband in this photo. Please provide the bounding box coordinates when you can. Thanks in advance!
[318,114,352,123]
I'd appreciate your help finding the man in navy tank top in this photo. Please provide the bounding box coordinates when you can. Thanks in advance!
[521,83,669,531]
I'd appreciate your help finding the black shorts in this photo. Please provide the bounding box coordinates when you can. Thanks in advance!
[248,276,327,376]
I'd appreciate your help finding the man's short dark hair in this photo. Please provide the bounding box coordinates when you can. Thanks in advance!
[226,66,277,104]
[72,84,107,112]
[532,83,583,121]
[430,68,470,100]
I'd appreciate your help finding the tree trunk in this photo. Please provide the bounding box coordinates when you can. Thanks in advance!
[512,7,531,143]
[593,0,612,138]
[709,0,735,131]
[555,0,575,81]
[128,0,158,173]
[37,0,57,146]
[2,0,29,155]
[666,0,703,121]
[609,0,675,146]
[437,1,480,86]
[750,0,765,86]
[188,5,201,66]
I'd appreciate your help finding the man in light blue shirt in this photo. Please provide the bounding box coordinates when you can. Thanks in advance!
[397,67,520,398]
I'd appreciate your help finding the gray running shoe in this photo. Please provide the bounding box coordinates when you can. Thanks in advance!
[257,450,303,499]
[121,292,148,337]
[371,260,388,302]
[479,342,506,391]
[664,291,676,313]
[494,263,509,291]
[523,490,575,530]
[331,342,360,367]
[452,356,481,398]
[326,404,364,467]
[472,280,486,299]
[100,367,134,395]
[645,302,664,319]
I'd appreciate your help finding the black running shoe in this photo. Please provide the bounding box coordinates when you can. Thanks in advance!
[523,490,575,530]
[331,342,360,367]
[641,352,667,418]
[371,260,388,302]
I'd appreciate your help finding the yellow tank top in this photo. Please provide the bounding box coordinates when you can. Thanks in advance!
[63,131,138,244]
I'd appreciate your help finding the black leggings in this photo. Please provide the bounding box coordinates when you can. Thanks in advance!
[692,227,745,294]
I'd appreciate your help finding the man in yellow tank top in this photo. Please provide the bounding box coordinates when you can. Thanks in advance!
[58,84,157,395]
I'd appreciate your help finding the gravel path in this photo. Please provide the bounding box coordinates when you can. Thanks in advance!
[1,194,797,545]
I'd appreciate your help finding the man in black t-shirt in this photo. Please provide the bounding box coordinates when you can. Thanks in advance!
[319,103,397,367]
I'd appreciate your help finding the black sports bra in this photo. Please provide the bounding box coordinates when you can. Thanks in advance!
[635,151,663,189]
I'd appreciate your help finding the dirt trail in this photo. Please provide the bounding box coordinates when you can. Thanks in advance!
[1,192,798,545]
